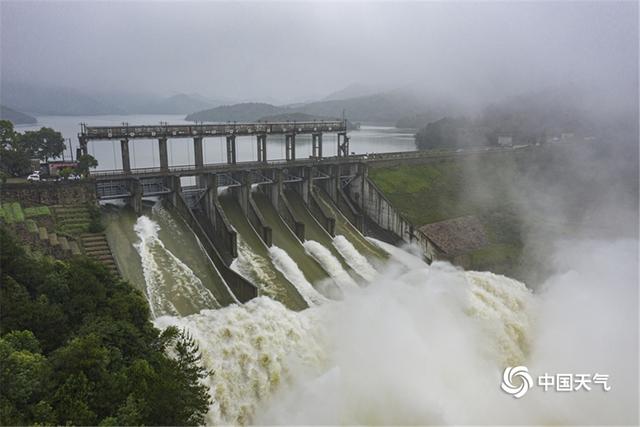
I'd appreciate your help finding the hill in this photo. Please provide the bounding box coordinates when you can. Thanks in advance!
[140,93,216,114]
[186,89,435,124]
[0,105,37,124]
[321,83,378,101]
[0,82,124,116]
[186,102,289,122]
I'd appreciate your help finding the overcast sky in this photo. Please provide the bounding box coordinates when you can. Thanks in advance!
[1,1,638,104]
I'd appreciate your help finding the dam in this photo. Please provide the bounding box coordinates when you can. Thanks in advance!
[87,120,531,310]
[87,121,558,424]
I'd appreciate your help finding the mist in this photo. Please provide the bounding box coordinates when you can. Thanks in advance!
[2,2,638,425]
[154,237,638,425]
[1,1,637,107]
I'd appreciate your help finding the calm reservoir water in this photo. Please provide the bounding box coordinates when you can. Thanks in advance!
[16,114,416,171]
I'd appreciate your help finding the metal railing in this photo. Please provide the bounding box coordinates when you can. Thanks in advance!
[80,120,347,141]
[89,146,528,180]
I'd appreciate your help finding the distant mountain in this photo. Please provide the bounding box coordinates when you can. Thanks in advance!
[322,83,379,101]
[140,94,216,115]
[0,82,124,115]
[186,89,437,124]
[0,105,37,124]
[186,103,289,122]
[257,112,340,122]
[296,90,431,124]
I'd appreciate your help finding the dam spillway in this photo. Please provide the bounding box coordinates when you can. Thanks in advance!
[217,193,308,310]
[104,202,236,316]
[104,167,391,314]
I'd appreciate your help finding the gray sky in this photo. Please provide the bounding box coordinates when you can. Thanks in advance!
[1,1,637,104]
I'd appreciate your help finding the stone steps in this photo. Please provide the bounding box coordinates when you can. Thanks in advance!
[80,233,119,276]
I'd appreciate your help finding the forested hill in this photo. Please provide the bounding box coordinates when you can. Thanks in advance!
[0,105,37,125]
[185,90,439,124]
[0,227,211,425]
[186,102,288,122]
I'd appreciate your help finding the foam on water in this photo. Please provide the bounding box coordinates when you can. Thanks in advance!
[133,215,219,317]
[154,250,539,424]
[332,235,378,282]
[149,236,637,425]
[231,235,282,301]
[303,240,360,291]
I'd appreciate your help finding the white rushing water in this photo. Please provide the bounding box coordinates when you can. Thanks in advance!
[153,237,638,425]
[133,215,218,317]
[303,240,360,291]
[231,235,282,301]
[332,235,379,282]
[268,245,328,306]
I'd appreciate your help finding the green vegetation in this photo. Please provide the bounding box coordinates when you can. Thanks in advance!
[54,204,94,235]
[25,219,38,233]
[1,203,51,224]
[0,227,211,426]
[24,206,51,218]
[369,159,471,225]
[0,120,97,178]
[367,144,637,279]
[0,203,26,224]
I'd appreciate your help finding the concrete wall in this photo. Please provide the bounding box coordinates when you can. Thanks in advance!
[278,190,305,241]
[1,181,96,206]
[309,190,335,236]
[169,193,257,303]
[347,172,439,262]
[247,194,272,247]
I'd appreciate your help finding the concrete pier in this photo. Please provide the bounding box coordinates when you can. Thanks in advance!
[312,133,323,158]
[226,135,236,164]
[120,139,131,173]
[159,137,169,171]
[285,133,296,161]
[257,133,267,163]
[194,137,204,168]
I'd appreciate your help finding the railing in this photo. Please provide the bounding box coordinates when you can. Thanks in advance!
[89,146,529,180]
[81,120,347,141]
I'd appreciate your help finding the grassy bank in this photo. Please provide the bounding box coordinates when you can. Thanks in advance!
[368,143,637,280]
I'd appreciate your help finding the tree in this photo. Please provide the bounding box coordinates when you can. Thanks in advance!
[0,227,212,426]
[18,128,66,162]
[0,121,32,177]
[76,154,98,177]
[0,120,16,145]
[58,167,74,180]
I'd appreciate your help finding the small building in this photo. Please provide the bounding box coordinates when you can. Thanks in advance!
[45,161,79,177]
[497,136,513,147]
[419,215,489,266]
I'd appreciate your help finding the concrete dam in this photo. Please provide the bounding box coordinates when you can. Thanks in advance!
[102,156,393,314]
[89,120,438,312]
[89,121,555,424]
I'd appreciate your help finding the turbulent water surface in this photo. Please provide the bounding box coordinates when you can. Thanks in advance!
[107,200,637,425]
[157,238,638,425]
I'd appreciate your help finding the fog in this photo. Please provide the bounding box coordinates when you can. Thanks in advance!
[1,1,637,106]
[2,2,638,425]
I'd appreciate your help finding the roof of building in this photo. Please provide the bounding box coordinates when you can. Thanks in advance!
[419,215,489,256]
